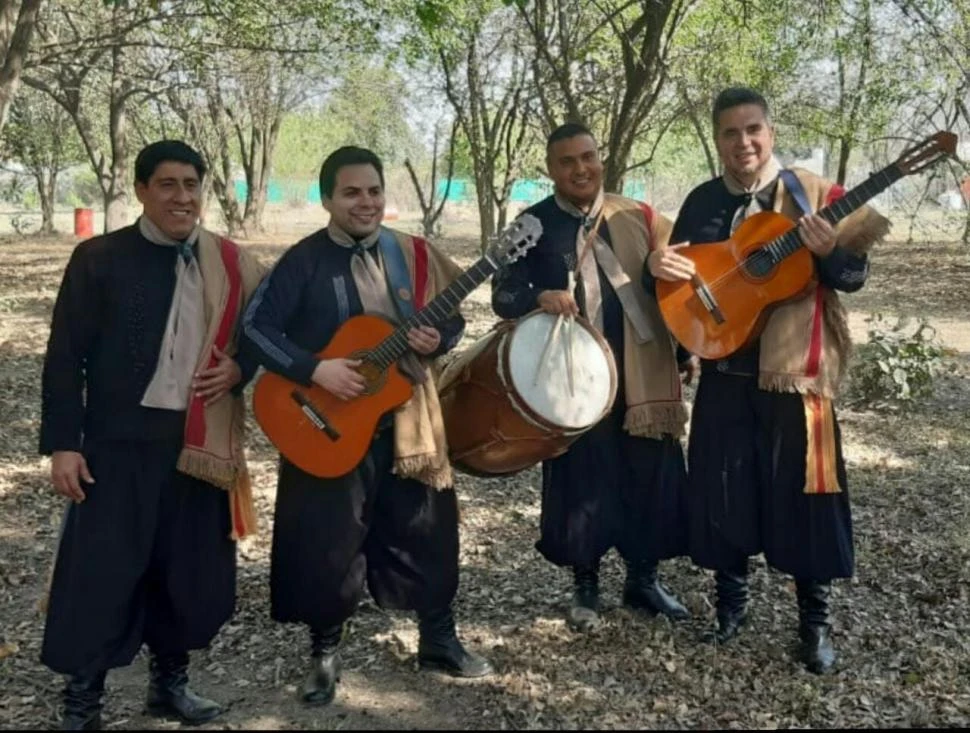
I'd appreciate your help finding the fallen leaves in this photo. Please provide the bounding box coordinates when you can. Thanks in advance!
[1,235,969,730]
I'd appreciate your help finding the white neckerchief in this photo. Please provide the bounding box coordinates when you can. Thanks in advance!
[139,215,205,411]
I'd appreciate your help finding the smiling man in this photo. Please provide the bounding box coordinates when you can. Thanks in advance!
[39,140,265,729]
[646,87,888,673]
[242,146,492,708]
[492,123,694,632]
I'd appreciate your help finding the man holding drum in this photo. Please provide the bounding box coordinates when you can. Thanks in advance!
[491,123,695,631]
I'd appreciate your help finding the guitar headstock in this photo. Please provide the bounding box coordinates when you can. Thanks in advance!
[486,213,542,265]
[895,131,958,175]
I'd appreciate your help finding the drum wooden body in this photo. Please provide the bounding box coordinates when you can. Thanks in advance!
[438,311,618,476]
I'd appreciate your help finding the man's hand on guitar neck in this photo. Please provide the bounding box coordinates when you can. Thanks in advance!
[648,243,696,282]
[798,214,837,257]
[407,326,442,356]
[312,358,366,401]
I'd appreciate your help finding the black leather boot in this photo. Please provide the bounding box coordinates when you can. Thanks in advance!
[567,565,600,632]
[622,558,690,620]
[301,625,343,706]
[417,606,494,678]
[702,564,749,644]
[796,579,837,674]
[61,670,106,730]
[146,651,223,724]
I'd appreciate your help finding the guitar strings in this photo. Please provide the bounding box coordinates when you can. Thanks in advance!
[691,168,895,296]
[366,226,540,370]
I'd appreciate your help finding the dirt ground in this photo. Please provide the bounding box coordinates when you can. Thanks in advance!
[1,228,969,730]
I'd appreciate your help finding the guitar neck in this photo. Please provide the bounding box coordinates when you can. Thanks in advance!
[369,253,500,369]
[768,164,902,261]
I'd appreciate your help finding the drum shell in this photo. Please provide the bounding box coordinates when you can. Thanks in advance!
[438,315,616,477]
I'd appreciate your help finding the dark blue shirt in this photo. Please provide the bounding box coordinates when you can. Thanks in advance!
[241,229,465,387]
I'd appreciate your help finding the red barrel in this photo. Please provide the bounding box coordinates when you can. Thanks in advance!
[74,208,94,238]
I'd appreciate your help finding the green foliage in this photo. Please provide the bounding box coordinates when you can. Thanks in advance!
[849,313,947,404]
[272,62,418,179]
[2,89,86,178]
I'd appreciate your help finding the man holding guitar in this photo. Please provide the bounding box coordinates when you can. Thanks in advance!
[241,146,492,707]
[645,87,889,673]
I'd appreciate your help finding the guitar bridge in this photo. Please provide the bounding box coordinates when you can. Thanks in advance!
[690,274,726,325]
[290,390,340,441]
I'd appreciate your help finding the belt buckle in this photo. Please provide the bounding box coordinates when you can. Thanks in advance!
[716,360,730,374]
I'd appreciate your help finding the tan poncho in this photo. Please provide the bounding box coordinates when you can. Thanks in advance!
[382,229,464,489]
[174,230,265,538]
[753,168,889,494]
[600,194,689,438]
[757,167,890,397]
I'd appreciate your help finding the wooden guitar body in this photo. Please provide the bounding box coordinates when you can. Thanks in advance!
[252,314,412,478]
[656,211,815,360]
[250,212,545,480]
[656,131,956,361]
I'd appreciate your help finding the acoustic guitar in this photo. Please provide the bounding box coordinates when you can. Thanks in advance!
[657,132,957,360]
[252,215,542,478]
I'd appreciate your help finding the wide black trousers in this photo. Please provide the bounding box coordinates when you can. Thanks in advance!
[687,373,854,581]
[536,403,689,570]
[41,440,236,675]
[270,432,460,631]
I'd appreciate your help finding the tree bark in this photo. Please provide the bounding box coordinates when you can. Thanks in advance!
[0,0,44,137]
[39,170,55,234]
[103,42,129,232]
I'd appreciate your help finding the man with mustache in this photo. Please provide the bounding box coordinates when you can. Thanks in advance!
[646,87,888,672]
[492,123,693,631]
[40,140,265,729]
[242,146,493,707]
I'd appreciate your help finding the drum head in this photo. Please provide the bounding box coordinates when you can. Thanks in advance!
[507,312,615,430]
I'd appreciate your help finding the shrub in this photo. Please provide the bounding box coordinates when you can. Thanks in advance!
[849,313,946,404]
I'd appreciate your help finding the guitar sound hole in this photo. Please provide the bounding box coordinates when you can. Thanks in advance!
[349,351,386,395]
[743,249,776,278]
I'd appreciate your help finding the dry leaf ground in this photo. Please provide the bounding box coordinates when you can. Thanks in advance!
[1,229,968,730]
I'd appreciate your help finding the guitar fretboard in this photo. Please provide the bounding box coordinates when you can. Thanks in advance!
[762,165,902,263]
[368,255,498,369]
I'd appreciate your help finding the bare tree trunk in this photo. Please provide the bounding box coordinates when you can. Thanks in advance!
[241,182,266,235]
[212,178,244,237]
[104,43,129,232]
[473,158,496,252]
[174,78,246,237]
[237,109,282,236]
[603,134,636,193]
[836,137,851,186]
[36,167,55,234]
[404,121,457,239]
[684,102,717,178]
[0,0,43,137]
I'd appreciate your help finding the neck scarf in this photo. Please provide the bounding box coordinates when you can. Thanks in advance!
[327,223,425,384]
[140,215,205,410]
[554,190,655,343]
[327,222,396,319]
[723,155,783,233]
